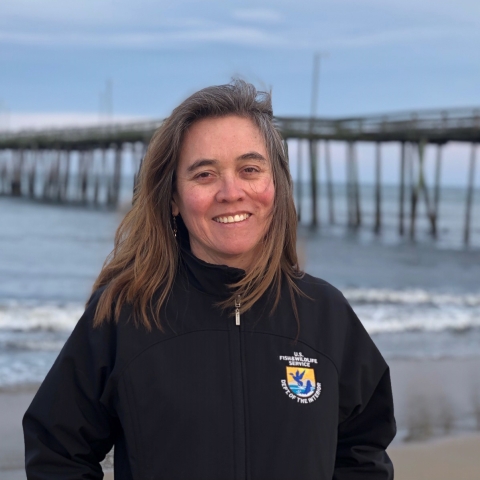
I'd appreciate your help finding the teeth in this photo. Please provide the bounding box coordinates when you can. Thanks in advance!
[214,213,250,224]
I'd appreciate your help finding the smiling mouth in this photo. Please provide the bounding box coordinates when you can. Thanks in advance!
[213,213,251,224]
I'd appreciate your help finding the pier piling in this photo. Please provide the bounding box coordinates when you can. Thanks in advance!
[296,140,303,222]
[374,142,382,234]
[464,143,477,246]
[409,143,418,240]
[324,140,335,224]
[399,142,406,236]
[309,139,319,227]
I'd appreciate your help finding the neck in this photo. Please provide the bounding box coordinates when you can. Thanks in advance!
[189,241,258,272]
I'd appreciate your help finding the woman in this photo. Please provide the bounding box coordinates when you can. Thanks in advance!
[23,80,396,480]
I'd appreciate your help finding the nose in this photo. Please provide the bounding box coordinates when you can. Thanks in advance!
[215,174,245,203]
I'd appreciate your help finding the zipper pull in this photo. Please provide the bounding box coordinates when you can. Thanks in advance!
[235,295,241,326]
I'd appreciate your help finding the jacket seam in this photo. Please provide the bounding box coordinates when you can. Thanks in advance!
[116,328,229,383]
[115,328,342,384]
[243,329,341,378]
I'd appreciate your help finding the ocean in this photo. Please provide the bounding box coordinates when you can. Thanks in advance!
[0,181,479,389]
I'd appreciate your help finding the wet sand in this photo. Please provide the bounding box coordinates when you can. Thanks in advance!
[389,357,480,442]
[389,433,480,480]
[2,357,480,479]
[0,389,36,477]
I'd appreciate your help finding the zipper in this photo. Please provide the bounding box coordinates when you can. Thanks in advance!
[229,294,248,479]
[235,295,241,326]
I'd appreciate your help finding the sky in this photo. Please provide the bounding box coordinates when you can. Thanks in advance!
[1,0,480,128]
[0,1,479,187]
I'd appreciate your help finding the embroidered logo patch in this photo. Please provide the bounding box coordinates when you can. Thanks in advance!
[280,352,322,404]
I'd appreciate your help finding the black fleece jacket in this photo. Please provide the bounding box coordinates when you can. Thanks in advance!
[23,247,396,480]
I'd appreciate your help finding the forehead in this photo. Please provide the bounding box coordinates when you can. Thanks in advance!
[178,115,268,165]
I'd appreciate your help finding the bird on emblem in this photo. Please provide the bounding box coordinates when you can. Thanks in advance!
[301,380,314,395]
[289,370,306,386]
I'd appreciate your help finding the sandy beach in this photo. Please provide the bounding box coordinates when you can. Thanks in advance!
[0,388,37,478]
[2,356,480,479]
[389,357,480,441]
[389,434,480,480]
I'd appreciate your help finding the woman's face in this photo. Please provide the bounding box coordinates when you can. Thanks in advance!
[172,115,275,270]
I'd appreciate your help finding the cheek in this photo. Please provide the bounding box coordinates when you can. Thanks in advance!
[177,188,212,219]
[254,182,275,213]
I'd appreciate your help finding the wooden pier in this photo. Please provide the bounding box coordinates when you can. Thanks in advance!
[0,107,478,245]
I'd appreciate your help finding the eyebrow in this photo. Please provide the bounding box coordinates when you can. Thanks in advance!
[186,151,267,173]
[237,151,267,162]
[186,159,218,173]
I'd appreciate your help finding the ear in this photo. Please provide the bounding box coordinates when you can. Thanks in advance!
[171,195,180,216]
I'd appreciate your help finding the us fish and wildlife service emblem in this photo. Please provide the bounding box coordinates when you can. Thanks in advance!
[286,367,316,397]
[280,352,322,404]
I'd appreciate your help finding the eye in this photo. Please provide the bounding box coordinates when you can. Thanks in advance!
[243,166,260,174]
[195,171,213,179]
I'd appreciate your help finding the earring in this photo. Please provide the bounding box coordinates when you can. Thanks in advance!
[172,215,178,238]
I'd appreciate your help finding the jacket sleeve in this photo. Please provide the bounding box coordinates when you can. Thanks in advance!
[333,298,396,480]
[23,289,119,480]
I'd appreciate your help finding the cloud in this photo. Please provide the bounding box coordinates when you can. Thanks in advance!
[321,26,470,50]
[1,22,475,53]
[232,8,284,24]
[0,0,161,28]
[1,0,479,53]
[1,112,150,132]
[294,21,480,51]
[0,26,288,49]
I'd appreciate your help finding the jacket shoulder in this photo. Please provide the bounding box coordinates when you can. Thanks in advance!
[294,273,391,425]
[294,272,350,308]
[293,272,387,373]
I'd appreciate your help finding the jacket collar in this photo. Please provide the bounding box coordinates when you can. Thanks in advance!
[179,240,246,299]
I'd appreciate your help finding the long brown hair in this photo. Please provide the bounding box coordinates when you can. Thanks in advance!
[90,79,304,332]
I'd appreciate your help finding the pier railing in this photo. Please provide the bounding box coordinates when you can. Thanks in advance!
[279,107,480,142]
[2,107,480,148]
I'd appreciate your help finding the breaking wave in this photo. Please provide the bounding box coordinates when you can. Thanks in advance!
[343,288,480,334]
[1,288,480,336]
[0,300,83,332]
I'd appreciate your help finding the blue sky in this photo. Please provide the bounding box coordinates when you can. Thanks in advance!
[1,0,479,126]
